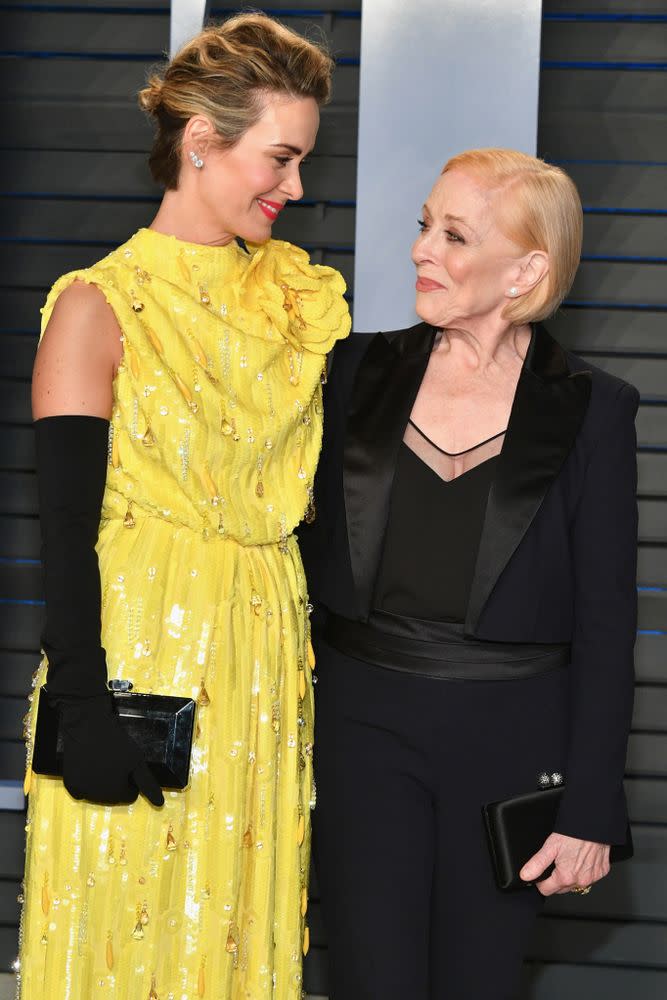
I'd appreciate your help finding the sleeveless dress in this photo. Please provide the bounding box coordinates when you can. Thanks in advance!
[19,228,350,1000]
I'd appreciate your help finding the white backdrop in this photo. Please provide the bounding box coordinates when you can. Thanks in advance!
[170,0,210,56]
[353,0,543,332]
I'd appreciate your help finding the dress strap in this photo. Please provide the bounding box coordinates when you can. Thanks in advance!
[408,419,506,458]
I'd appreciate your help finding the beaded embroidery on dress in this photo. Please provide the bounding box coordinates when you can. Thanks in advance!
[19,228,350,999]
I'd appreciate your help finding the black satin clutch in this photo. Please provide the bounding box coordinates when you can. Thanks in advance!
[483,786,634,891]
[32,685,196,790]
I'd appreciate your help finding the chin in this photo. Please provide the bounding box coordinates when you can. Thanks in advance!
[415,303,444,328]
[236,223,273,245]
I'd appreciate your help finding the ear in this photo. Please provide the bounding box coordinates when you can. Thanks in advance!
[516,250,549,294]
[182,115,215,153]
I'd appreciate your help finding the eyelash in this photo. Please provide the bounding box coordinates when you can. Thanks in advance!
[416,219,464,244]
[274,156,311,168]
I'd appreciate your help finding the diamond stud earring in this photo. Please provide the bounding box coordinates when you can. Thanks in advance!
[508,286,519,297]
[189,150,204,170]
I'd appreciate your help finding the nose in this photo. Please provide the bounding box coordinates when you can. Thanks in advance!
[281,163,304,202]
[412,232,432,266]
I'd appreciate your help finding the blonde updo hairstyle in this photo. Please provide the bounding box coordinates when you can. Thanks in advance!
[442,149,583,324]
[138,12,334,190]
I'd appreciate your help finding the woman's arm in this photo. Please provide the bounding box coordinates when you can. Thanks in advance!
[33,279,122,418]
[32,282,163,806]
[521,381,639,893]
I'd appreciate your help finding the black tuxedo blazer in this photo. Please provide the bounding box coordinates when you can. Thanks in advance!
[299,322,640,845]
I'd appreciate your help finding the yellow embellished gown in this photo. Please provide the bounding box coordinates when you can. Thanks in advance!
[19,228,350,999]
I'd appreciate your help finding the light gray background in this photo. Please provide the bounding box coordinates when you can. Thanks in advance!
[170,0,210,56]
[353,0,543,331]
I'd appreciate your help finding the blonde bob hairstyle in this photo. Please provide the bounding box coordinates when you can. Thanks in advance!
[138,12,334,189]
[442,149,583,325]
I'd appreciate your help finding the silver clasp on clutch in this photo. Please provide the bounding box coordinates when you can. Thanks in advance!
[107,679,134,692]
[538,771,563,789]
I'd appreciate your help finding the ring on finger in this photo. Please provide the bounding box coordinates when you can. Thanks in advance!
[571,885,592,895]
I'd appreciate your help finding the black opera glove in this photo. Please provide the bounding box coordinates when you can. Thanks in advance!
[58,692,164,807]
[34,415,164,807]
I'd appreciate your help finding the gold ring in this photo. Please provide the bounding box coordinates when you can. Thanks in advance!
[571,886,591,895]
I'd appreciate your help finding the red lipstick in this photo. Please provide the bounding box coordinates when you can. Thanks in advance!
[416,277,445,292]
[257,198,284,220]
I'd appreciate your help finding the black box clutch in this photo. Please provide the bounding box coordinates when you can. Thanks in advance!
[32,687,196,790]
[483,786,634,891]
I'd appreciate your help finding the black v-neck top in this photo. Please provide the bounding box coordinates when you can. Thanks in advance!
[374,444,499,622]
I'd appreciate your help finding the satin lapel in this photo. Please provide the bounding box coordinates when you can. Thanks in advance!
[465,325,592,634]
[344,323,436,620]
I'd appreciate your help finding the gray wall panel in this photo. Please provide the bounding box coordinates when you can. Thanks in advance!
[0,520,39,563]
[625,406,664,447]
[4,10,361,59]
[2,103,359,156]
[582,216,666,259]
[520,965,667,1000]
[551,309,666,355]
[531,917,667,967]
[0,653,38,698]
[0,883,21,928]
[579,354,667,400]
[638,500,667,544]
[541,70,666,111]
[564,164,667,212]
[638,549,667,593]
[542,22,667,61]
[539,111,667,161]
[544,0,667,11]
[635,635,667,684]
[625,777,667,825]
[633,687,667,732]
[1,152,359,202]
[627,734,667,778]
[0,58,360,104]
[637,453,667,496]
[569,263,666,308]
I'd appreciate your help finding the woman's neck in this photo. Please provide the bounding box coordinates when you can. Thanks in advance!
[434,321,532,374]
[148,190,236,247]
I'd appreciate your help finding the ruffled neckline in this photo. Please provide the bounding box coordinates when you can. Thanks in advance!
[127,227,250,287]
[120,227,351,355]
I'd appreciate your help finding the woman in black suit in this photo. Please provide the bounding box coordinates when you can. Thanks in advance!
[299,148,638,1000]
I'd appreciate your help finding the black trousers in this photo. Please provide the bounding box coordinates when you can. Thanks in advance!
[312,637,570,1000]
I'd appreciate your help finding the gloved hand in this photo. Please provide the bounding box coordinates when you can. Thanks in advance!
[58,692,164,806]
[35,416,164,808]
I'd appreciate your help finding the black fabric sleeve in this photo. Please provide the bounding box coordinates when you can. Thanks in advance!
[35,415,110,699]
[553,383,639,845]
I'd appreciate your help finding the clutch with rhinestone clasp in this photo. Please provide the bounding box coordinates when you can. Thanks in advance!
[32,680,196,789]
[483,774,633,891]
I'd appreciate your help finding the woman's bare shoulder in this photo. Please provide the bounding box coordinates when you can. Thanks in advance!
[33,279,123,419]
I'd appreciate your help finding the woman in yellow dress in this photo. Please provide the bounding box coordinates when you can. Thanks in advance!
[19,14,349,999]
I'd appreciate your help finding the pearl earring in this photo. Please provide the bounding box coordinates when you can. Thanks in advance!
[189,150,204,170]
[508,286,519,297]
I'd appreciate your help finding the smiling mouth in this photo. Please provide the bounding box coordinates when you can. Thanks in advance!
[257,199,283,220]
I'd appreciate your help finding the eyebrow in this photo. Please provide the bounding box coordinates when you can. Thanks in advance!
[270,143,310,156]
[422,205,476,234]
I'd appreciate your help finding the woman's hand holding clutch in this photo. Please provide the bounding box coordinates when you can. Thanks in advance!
[519,831,610,895]
[57,692,165,807]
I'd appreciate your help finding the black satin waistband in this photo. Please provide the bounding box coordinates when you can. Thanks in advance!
[323,611,570,681]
